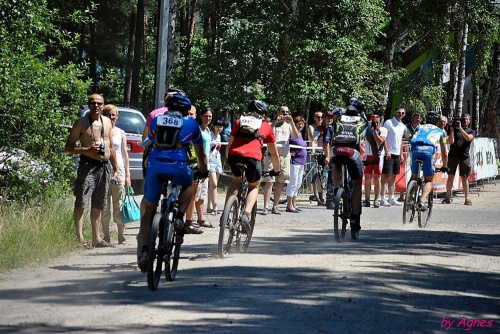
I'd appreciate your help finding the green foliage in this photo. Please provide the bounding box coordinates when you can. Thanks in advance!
[0,0,88,202]
[0,192,78,272]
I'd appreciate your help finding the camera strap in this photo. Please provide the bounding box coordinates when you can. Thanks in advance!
[88,114,105,146]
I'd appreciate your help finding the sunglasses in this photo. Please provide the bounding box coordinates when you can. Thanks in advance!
[90,101,103,106]
[396,111,405,114]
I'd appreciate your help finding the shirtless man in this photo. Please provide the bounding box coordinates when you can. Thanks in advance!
[65,94,119,248]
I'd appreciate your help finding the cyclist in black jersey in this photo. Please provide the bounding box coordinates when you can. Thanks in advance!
[323,98,379,239]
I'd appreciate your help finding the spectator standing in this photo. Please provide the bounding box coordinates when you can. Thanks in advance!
[101,105,131,244]
[306,111,324,201]
[322,108,343,209]
[406,112,422,137]
[65,94,119,248]
[193,108,214,228]
[443,114,475,205]
[363,115,387,208]
[262,105,299,215]
[380,106,410,207]
[207,119,223,215]
[219,108,232,170]
[437,115,448,130]
[286,116,307,212]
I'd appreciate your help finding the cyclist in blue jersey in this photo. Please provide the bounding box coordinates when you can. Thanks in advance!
[409,112,448,211]
[137,94,208,271]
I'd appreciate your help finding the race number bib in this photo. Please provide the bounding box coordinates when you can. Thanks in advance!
[240,116,262,130]
[157,113,183,128]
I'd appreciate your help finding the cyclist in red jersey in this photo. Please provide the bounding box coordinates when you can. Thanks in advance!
[225,100,281,232]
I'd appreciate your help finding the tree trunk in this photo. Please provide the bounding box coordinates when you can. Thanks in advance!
[455,19,468,117]
[89,20,97,92]
[472,70,480,133]
[381,0,400,120]
[182,0,198,84]
[131,0,145,107]
[165,0,177,90]
[124,9,137,105]
[486,43,500,111]
[444,61,458,117]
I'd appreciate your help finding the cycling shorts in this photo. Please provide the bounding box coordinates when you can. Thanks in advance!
[410,145,435,177]
[144,158,193,203]
[227,154,262,183]
[331,146,363,180]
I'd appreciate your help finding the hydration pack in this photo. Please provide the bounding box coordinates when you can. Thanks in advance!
[235,113,262,140]
[331,114,368,147]
[153,111,183,149]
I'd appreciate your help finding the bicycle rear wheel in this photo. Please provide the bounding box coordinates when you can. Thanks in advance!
[403,180,418,225]
[147,212,165,291]
[418,189,433,228]
[218,195,238,258]
[164,219,181,281]
[312,172,326,205]
[236,202,256,253]
[334,188,348,242]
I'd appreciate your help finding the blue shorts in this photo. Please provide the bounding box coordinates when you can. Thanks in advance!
[144,158,193,203]
[411,145,435,177]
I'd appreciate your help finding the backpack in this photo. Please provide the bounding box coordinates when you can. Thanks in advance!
[331,114,368,147]
[235,113,262,140]
[153,111,184,150]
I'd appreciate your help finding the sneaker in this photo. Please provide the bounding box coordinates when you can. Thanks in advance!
[261,208,268,215]
[362,200,371,208]
[309,195,318,202]
[373,199,380,208]
[417,201,428,212]
[138,247,148,273]
[271,206,281,215]
[381,199,391,207]
[389,198,402,206]
[326,200,335,210]
[240,211,251,233]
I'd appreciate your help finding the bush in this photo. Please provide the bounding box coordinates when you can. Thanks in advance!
[0,0,88,202]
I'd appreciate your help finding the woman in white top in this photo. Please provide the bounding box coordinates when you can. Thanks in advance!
[102,104,131,244]
[207,119,223,215]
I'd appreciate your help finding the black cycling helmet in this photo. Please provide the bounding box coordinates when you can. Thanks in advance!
[426,111,440,125]
[166,94,192,115]
[332,107,346,116]
[248,100,269,115]
[346,98,364,114]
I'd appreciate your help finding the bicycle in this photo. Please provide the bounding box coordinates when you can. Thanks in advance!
[333,162,352,242]
[304,152,328,205]
[218,165,277,258]
[146,170,206,291]
[402,160,446,228]
[333,159,377,242]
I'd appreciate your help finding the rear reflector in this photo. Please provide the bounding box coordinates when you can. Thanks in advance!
[127,140,144,153]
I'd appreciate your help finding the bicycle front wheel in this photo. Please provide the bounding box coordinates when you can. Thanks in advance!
[164,219,181,281]
[403,180,418,225]
[236,202,256,253]
[147,212,165,291]
[312,172,326,205]
[218,195,238,258]
[334,188,348,243]
[418,188,433,228]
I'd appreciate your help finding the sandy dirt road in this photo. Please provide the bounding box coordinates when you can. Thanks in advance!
[0,182,499,333]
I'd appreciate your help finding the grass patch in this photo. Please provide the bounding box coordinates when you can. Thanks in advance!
[0,192,82,273]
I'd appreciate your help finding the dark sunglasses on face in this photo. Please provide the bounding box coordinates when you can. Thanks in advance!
[396,111,405,114]
[90,101,103,106]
